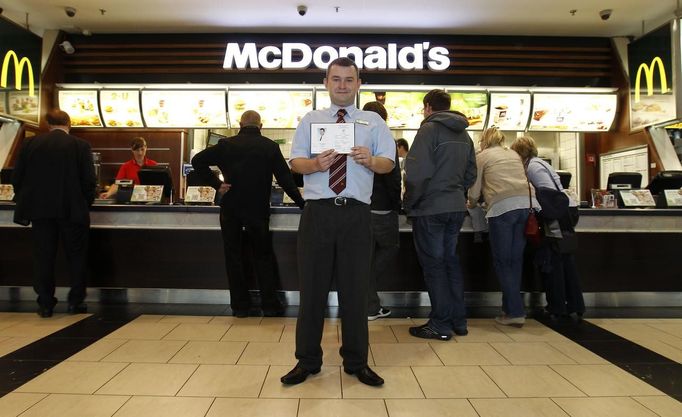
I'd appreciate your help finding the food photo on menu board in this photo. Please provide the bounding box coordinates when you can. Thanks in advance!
[142,90,228,128]
[359,91,426,129]
[8,91,39,123]
[630,94,676,130]
[100,90,144,127]
[0,92,6,114]
[448,92,488,130]
[487,93,531,130]
[228,90,313,128]
[58,90,102,127]
[530,94,616,131]
[315,90,331,110]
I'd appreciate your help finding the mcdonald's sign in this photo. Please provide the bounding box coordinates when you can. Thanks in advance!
[0,50,35,97]
[634,56,668,103]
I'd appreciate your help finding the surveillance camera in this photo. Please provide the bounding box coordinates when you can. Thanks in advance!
[599,9,612,21]
[65,6,77,18]
[59,41,75,55]
[297,5,307,16]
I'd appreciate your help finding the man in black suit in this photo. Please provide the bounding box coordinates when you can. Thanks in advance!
[12,109,97,317]
[191,110,305,317]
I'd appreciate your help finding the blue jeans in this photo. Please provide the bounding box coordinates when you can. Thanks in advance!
[488,208,528,318]
[412,212,467,334]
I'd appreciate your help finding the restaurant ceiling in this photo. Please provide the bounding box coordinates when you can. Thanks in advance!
[0,0,677,38]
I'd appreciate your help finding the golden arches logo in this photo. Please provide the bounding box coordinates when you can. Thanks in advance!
[1,50,35,97]
[634,57,667,103]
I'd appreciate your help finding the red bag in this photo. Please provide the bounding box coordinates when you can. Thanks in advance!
[525,210,542,246]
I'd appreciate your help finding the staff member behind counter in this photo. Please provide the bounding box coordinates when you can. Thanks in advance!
[100,137,157,199]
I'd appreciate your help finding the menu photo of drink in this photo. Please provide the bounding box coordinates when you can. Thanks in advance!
[142,90,228,128]
[487,92,531,131]
[58,90,103,127]
[99,90,144,128]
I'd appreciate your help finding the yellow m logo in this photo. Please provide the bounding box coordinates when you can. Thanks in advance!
[634,57,667,103]
[1,50,35,97]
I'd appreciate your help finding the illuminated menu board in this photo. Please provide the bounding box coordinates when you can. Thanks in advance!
[142,90,227,128]
[529,93,617,132]
[9,91,40,124]
[227,90,313,128]
[359,90,426,129]
[99,90,144,128]
[58,90,102,127]
[448,92,488,131]
[0,92,6,114]
[315,90,331,110]
[487,92,531,131]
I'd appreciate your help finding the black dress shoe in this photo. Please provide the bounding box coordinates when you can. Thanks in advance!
[262,308,285,317]
[232,309,249,318]
[37,306,53,318]
[345,366,384,386]
[67,303,88,314]
[280,365,321,385]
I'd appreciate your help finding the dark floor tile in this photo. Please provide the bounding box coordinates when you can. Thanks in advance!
[621,363,682,396]
[579,340,674,365]
[0,359,60,393]
[538,319,628,341]
[49,316,128,338]
[4,337,99,361]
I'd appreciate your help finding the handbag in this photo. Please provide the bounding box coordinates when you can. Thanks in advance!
[523,176,542,245]
[533,162,569,220]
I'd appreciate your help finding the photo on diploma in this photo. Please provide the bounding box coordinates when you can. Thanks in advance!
[310,122,354,154]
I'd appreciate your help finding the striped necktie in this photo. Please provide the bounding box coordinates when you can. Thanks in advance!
[329,109,347,194]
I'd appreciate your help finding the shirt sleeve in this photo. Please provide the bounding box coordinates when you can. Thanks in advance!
[115,163,127,180]
[372,117,396,162]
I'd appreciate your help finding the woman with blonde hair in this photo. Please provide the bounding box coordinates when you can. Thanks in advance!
[511,135,584,321]
[468,128,536,327]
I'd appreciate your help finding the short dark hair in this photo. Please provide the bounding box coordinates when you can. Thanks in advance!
[130,137,147,150]
[362,101,388,121]
[326,57,359,78]
[46,109,71,127]
[396,138,409,152]
[423,89,451,112]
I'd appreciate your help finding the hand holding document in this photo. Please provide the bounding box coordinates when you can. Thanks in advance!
[310,123,355,154]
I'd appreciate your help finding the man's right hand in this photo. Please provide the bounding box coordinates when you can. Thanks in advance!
[315,149,338,172]
[218,183,231,194]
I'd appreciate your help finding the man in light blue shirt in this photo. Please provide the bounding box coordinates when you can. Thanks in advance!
[281,57,395,387]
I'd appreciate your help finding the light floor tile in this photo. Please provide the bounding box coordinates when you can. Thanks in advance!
[96,363,197,396]
[470,398,570,417]
[0,321,71,338]
[102,340,187,363]
[16,361,128,394]
[261,365,342,399]
[104,322,179,340]
[0,393,47,417]
[238,342,297,365]
[18,394,129,417]
[370,343,442,366]
[221,324,284,342]
[130,314,165,323]
[633,395,682,417]
[112,396,213,417]
[210,316,263,325]
[342,366,423,399]
[595,324,680,344]
[413,366,504,398]
[660,337,682,350]
[450,325,514,343]
[553,397,660,417]
[547,341,609,365]
[647,323,682,338]
[490,342,576,365]
[177,364,269,397]
[634,339,682,363]
[550,364,664,396]
[67,339,127,362]
[261,317,299,326]
[431,342,510,366]
[157,315,213,324]
[494,322,570,342]
[206,398,298,417]
[162,323,231,341]
[299,399,388,417]
[0,337,41,358]
[368,325,398,343]
[481,365,584,398]
[169,340,247,364]
[368,318,415,326]
[386,399,478,417]
[280,324,339,344]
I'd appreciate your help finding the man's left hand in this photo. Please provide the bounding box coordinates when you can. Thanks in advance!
[350,146,372,168]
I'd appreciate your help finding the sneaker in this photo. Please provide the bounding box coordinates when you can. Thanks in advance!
[409,323,452,341]
[494,315,526,328]
[368,307,391,321]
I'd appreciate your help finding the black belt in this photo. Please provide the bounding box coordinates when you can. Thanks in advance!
[312,197,366,206]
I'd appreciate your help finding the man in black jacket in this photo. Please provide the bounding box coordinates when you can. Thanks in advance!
[192,110,305,317]
[12,109,97,317]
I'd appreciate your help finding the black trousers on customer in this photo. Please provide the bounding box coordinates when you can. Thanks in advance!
[31,218,89,308]
[368,211,400,314]
[295,199,371,372]
[220,208,282,313]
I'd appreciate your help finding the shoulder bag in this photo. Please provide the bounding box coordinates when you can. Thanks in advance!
[532,161,569,220]
[523,175,542,246]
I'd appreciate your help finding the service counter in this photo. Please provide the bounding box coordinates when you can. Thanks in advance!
[1,203,681,307]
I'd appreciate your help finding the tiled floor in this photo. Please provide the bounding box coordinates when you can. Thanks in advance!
[1,308,681,417]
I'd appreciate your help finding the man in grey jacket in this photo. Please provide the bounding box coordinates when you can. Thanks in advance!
[404,89,477,340]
